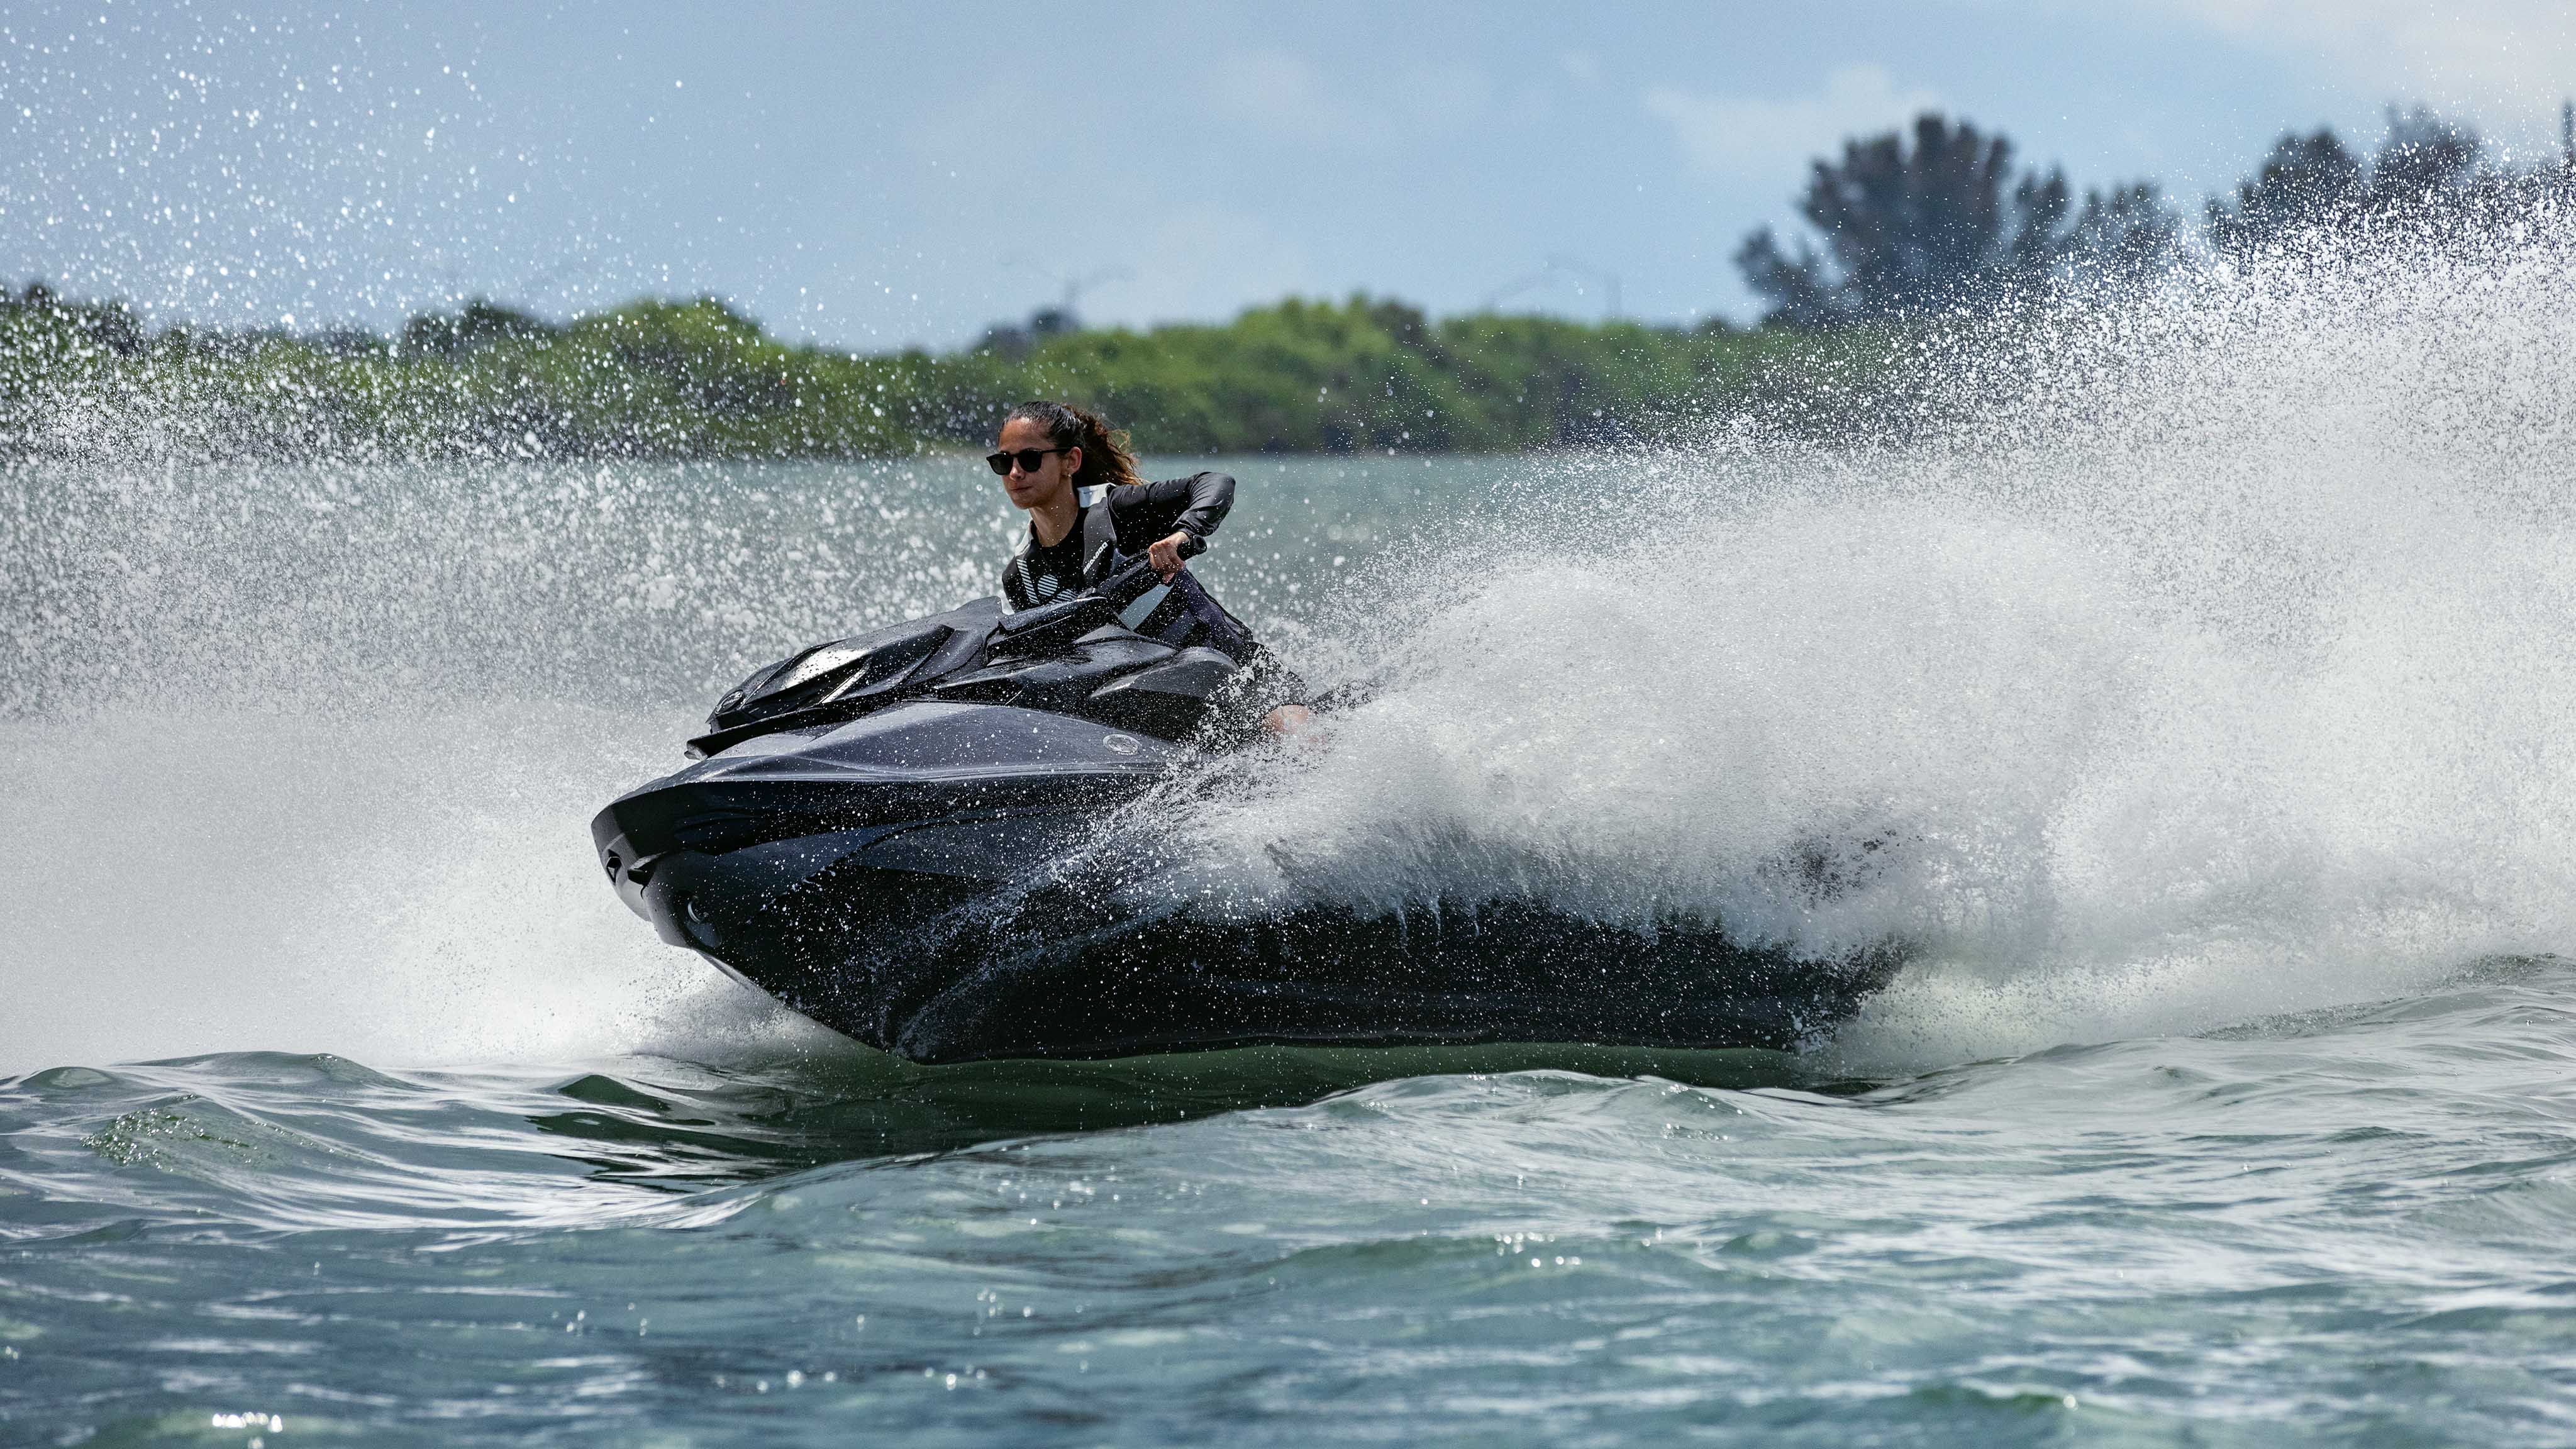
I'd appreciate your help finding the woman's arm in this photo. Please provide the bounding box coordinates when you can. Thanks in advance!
[1111,471,1235,557]
[1111,471,1236,580]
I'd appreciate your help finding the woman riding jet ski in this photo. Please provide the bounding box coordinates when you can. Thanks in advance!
[590,402,1896,1064]
[989,399,1311,741]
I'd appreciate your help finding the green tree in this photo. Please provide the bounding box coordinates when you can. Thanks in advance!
[2206,128,2368,252]
[2207,108,2503,253]
[1736,114,2173,326]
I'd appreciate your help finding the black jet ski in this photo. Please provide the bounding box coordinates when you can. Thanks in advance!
[591,558,1899,1064]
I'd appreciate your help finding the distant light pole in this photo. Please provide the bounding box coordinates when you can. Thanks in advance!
[1547,254,1622,320]
[999,256,1131,328]
[1479,255,1621,320]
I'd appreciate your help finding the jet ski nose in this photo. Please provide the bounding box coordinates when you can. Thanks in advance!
[593,833,660,922]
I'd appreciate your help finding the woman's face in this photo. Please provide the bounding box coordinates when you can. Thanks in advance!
[995,416,1081,511]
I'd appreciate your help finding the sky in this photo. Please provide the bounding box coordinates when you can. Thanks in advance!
[3,0,2573,348]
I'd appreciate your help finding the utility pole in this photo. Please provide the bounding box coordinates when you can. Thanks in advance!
[1547,254,1622,320]
[999,257,1131,329]
[1479,255,1622,320]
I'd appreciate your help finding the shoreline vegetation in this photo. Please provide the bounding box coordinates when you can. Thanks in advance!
[5,105,2560,462]
[0,287,1894,462]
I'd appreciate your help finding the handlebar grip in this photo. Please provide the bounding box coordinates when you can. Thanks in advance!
[1094,557,1161,606]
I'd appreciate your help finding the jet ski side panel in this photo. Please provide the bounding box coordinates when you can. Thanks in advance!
[728,890,1898,1065]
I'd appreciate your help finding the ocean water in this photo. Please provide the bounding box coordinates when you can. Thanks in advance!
[11,234,2576,1443]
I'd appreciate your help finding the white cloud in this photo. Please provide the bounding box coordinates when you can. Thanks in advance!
[1104,203,1314,326]
[2150,0,2576,152]
[1645,64,1943,183]
[1206,50,1494,148]
[1218,52,1372,145]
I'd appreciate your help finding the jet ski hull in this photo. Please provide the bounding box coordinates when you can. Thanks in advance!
[596,608,1901,1063]
[631,852,1895,1065]
[595,699,1894,1063]
[787,894,1898,1064]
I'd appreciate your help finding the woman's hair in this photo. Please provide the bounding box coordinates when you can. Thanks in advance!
[1003,399,1141,493]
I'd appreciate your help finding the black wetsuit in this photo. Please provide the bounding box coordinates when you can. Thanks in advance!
[1004,472,1232,608]
[1001,471,1306,733]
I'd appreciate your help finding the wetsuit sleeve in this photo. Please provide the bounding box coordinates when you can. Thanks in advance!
[1108,472,1235,558]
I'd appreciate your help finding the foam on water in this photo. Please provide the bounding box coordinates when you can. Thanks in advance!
[1,460,1001,1072]
[1140,225,2576,1068]
[0,701,817,1070]
[10,228,2576,1075]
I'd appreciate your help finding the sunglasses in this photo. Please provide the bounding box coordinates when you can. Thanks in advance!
[985,446,1070,477]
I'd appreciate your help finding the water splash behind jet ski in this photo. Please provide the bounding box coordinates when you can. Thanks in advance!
[591,556,1899,1063]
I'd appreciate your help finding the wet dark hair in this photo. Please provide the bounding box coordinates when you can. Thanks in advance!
[1002,399,1142,493]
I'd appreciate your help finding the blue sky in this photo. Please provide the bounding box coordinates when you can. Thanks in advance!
[4,1,2572,347]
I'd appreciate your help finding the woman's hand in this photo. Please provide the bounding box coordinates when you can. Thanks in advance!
[1146,530,1194,581]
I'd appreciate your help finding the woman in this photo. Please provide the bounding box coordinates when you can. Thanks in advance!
[988,399,1310,736]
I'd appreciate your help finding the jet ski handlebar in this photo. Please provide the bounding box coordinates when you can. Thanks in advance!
[687,553,1176,758]
[992,553,1162,648]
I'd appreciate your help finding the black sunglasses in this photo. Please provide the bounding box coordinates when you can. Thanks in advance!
[985,446,1070,477]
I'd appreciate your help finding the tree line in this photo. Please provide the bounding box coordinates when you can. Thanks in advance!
[2,103,2561,460]
[0,285,1882,462]
[1738,106,2571,326]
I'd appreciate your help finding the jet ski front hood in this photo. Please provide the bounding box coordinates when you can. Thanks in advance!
[590,699,1182,909]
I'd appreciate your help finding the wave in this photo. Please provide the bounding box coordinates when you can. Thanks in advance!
[11,226,2576,1072]
[1129,225,2576,1067]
